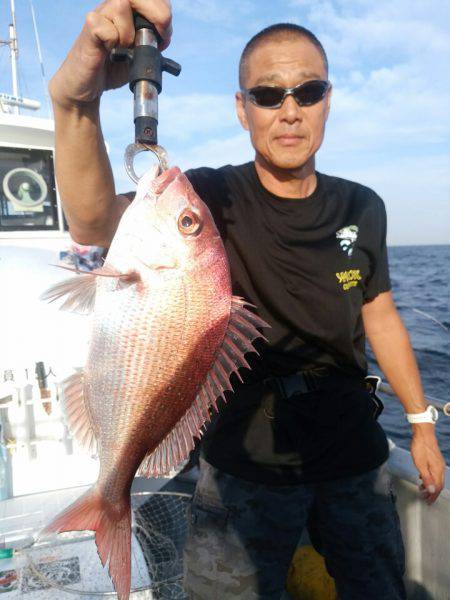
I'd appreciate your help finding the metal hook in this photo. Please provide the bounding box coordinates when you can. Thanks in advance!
[124,143,169,184]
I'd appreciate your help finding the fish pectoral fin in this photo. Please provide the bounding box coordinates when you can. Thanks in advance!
[61,371,97,456]
[137,296,270,478]
[40,264,139,314]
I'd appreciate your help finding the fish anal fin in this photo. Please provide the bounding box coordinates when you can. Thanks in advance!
[62,371,97,456]
[137,296,269,477]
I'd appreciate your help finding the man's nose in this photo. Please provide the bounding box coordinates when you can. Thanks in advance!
[278,94,303,122]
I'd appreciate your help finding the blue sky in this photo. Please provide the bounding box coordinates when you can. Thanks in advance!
[1,0,449,245]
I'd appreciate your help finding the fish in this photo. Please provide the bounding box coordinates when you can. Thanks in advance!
[39,165,269,600]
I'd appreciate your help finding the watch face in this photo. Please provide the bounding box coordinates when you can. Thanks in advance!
[430,406,439,423]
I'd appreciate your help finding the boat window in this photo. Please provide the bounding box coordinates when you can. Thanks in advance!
[0,146,59,231]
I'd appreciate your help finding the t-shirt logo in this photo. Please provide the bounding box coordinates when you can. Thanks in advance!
[336,225,359,257]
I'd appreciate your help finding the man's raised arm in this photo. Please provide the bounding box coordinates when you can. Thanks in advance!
[49,0,172,247]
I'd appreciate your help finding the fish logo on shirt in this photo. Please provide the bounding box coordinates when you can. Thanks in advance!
[336,225,359,257]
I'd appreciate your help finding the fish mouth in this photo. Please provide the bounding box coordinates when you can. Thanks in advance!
[154,167,183,195]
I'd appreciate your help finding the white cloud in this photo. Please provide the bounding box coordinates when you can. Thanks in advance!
[175,0,255,24]
[287,0,450,69]
[159,94,239,141]
[170,132,253,171]
[323,63,450,156]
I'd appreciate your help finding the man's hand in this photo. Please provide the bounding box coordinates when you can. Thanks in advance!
[49,0,172,108]
[410,425,446,504]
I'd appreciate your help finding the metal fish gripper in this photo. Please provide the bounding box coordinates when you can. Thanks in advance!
[124,142,169,183]
[111,11,181,183]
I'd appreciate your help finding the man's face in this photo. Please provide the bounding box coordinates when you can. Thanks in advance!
[236,37,331,171]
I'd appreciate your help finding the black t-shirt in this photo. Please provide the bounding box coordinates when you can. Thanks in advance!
[182,162,390,484]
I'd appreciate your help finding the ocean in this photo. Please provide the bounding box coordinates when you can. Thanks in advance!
[367,245,450,465]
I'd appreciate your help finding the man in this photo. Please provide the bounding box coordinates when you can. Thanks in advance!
[49,1,445,598]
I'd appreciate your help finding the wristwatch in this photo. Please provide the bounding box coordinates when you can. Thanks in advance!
[406,405,439,424]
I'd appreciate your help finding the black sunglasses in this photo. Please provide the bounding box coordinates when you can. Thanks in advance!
[243,80,331,109]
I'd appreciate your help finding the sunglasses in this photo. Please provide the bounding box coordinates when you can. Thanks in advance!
[243,80,331,109]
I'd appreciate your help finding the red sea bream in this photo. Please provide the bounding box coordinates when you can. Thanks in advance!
[40,166,268,599]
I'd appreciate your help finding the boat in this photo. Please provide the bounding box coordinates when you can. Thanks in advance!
[0,2,449,598]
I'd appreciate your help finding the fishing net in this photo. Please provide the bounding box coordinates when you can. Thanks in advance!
[0,490,191,599]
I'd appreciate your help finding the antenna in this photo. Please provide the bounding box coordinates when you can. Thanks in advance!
[0,0,42,114]
[9,0,19,114]
[0,0,21,113]
[29,0,51,117]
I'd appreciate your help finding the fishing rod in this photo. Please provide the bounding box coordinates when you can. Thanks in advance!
[379,382,450,416]
[110,12,181,183]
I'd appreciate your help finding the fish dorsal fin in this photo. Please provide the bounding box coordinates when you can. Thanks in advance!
[137,296,269,477]
[61,371,97,456]
[40,264,139,314]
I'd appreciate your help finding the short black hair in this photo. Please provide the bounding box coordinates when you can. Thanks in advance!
[239,23,329,89]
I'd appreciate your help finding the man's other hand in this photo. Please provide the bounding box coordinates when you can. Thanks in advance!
[410,425,446,504]
[49,0,172,108]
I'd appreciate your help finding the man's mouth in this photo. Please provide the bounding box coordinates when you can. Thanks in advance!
[275,134,304,146]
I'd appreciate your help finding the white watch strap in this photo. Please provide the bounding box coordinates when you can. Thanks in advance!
[406,405,438,424]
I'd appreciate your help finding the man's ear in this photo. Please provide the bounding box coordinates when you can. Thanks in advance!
[236,91,249,131]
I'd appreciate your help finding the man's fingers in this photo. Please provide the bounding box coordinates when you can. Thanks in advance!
[425,486,440,504]
[85,11,120,52]
[430,458,446,490]
[412,435,446,505]
[418,469,434,489]
[426,452,446,500]
[89,0,173,52]
[131,0,173,49]
[418,474,442,505]
[97,0,135,48]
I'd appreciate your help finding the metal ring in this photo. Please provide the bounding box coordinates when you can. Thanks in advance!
[443,402,450,417]
[125,143,169,183]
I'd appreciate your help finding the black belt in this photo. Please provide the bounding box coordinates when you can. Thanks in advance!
[262,366,333,400]
[260,368,384,420]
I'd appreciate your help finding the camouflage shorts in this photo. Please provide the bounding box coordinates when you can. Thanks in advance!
[183,459,406,600]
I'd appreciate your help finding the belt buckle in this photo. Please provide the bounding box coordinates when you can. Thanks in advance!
[281,373,311,397]
[262,370,320,403]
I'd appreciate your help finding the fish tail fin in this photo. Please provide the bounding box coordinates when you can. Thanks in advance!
[41,487,132,600]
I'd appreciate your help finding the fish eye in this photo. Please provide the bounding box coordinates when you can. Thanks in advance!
[177,210,202,236]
